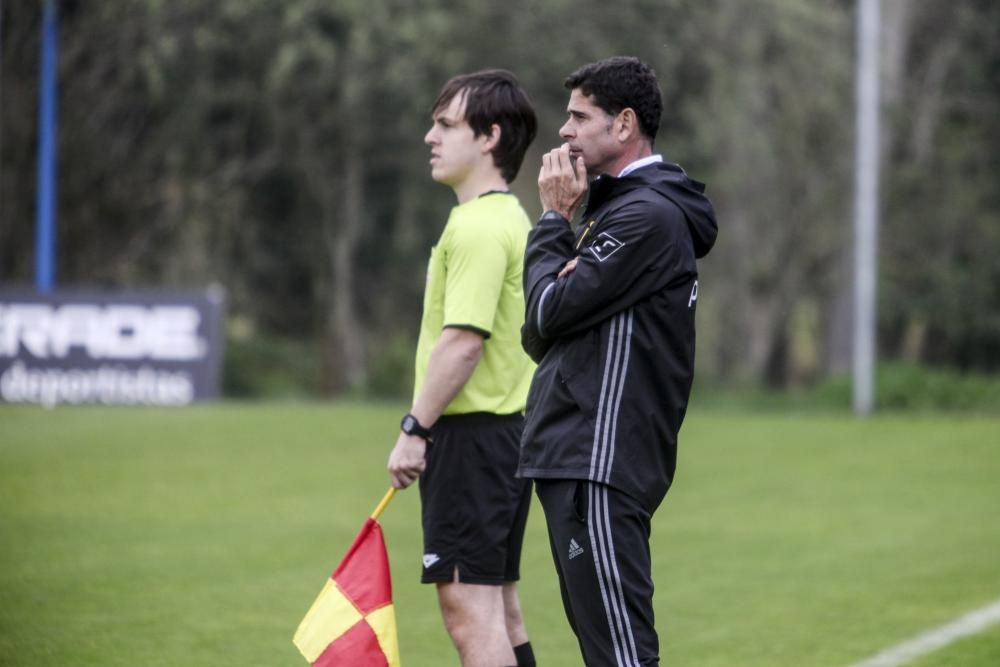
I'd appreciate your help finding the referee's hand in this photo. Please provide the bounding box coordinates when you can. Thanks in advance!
[388,433,428,489]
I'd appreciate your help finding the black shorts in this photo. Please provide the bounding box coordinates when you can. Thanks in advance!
[418,412,532,585]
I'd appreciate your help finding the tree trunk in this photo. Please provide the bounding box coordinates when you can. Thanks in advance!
[323,147,367,394]
[824,251,854,375]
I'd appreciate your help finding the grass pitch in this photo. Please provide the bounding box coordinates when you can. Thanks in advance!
[1,402,998,666]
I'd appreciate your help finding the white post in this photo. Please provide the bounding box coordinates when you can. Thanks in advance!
[853,0,881,416]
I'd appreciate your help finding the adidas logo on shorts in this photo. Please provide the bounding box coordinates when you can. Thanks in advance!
[568,538,585,560]
[423,553,440,568]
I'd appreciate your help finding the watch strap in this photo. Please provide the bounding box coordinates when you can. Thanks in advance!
[540,209,570,224]
[400,413,433,441]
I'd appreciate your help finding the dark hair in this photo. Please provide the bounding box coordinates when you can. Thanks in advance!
[432,69,538,183]
[565,56,662,143]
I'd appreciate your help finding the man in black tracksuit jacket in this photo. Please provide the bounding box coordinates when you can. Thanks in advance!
[519,57,718,666]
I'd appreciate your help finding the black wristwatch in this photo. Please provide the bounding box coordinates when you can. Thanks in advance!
[540,209,570,224]
[400,413,433,441]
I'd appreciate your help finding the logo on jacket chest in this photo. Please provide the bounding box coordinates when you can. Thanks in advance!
[587,232,625,262]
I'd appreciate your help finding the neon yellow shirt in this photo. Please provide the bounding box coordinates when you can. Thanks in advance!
[414,193,535,415]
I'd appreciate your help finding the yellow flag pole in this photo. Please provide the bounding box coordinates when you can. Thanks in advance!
[370,487,396,521]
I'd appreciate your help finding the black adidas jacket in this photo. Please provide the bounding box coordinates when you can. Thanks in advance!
[518,160,718,513]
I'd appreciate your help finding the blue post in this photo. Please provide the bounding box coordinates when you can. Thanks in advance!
[35,0,59,292]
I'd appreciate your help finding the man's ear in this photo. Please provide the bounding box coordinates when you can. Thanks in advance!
[616,108,638,142]
[482,123,502,153]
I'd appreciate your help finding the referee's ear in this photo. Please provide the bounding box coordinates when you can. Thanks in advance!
[482,123,502,154]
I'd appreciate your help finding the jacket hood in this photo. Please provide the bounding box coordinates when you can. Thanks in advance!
[585,161,718,259]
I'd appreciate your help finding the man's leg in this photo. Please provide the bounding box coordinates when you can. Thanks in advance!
[501,473,536,665]
[422,414,532,666]
[502,582,537,666]
[438,581,517,667]
[536,479,659,667]
[502,582,528,645]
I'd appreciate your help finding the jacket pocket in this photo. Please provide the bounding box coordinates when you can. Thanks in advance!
[558,329,600,421]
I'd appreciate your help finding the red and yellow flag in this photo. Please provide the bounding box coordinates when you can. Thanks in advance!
[294,490,400,667]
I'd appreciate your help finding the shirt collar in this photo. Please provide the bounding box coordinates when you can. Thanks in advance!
[617,154,663,178]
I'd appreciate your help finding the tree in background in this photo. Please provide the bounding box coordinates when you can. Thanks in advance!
[2,0,998,396]
[880,0,1000,372]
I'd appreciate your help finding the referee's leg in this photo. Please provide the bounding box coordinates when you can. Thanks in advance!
[536,479,659,667]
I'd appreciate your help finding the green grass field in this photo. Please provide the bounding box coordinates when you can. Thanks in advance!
[1,403,999,666]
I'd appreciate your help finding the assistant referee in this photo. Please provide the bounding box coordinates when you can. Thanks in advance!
[388,69,538,667]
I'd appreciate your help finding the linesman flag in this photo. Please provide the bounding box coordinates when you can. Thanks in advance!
[294,489,401,666]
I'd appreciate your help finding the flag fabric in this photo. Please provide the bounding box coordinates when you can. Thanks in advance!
[293,517,401,667]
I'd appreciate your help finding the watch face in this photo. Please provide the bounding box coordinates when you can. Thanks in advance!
[402,415,415,432]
